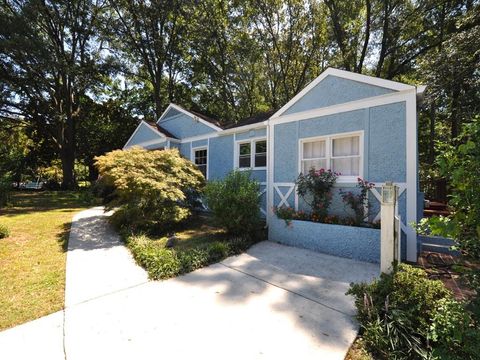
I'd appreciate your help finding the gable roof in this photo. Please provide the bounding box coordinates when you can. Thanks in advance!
[270,67,416,119]
[123,120,167,149]
[223,110,276,129]
[145,121,178,139]
[157,103,223,132]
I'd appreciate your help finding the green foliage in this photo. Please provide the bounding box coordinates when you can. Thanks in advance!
[296,168,339,220]
[126,233,257,280]
[340,178,375,225]
[419,117,480,259]
[0,224,9,239]
[348,264,479,359]
[95,147,205,232]
[204,170,261,236]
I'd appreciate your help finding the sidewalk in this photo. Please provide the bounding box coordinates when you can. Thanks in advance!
[1,207,379,360]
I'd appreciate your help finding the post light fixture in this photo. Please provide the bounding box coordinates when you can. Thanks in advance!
[381,181,397,205]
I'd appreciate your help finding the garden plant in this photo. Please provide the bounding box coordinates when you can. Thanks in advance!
[95,147,205,232]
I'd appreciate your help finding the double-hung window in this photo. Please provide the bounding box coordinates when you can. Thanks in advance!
[237,139,267,169]
[300,133,362,181]
[193,148,208,178]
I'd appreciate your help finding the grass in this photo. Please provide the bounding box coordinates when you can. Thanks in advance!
[144,214,228,249]
[125,214,265,280]
[345,338,374,360]
[0,191,95,331]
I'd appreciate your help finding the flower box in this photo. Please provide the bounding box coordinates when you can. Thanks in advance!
[269,217,380,263]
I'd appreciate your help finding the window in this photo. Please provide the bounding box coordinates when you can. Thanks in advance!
[255,140,267,167]
[237,139,267,169]
[194,148,207,178]
[301,140,326,173]
[239,143,251,168]
[300,133,362,180]
[331,136,360,176]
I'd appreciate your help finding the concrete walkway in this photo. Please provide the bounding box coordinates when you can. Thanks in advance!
[0,207,379,360]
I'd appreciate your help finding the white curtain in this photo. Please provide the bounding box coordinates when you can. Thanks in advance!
[303,140,325,159]
[332,136,360,176]
[302,140,326,172]
[332,136,359,156]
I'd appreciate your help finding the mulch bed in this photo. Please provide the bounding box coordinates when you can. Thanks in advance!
[417,251,478,301]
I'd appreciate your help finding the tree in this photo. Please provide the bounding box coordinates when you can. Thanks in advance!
[108,0,191,119]
[76,98,139,181]
[0,0,108,189]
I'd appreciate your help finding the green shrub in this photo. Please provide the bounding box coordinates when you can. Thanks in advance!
[126,233,259,280]
[207,242,229,262]
[204,170,261,235]
[348,264,478,359]
[418,117,480,259]
[0,224,10,239]
[95,147,205,232]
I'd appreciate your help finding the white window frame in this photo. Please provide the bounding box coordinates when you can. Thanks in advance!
[234,137,267,170]
[298,131,364,183]
[191,146,208,179]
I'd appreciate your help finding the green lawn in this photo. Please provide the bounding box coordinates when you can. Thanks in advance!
[0,191,94,331]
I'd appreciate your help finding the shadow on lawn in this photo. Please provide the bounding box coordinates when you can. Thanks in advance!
[0,190,96,217]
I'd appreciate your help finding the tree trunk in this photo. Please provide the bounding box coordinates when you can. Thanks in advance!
[60,145,75,190]
[88,162,98,183]
[429,103,436,164]
[60,107,76,190]
[450,86,461,140]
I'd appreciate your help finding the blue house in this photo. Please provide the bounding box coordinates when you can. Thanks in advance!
[124,68,425,263]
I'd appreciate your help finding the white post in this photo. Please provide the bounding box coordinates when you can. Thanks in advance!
[381,182,398,274]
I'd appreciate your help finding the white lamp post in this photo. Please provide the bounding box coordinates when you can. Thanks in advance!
[381,181,398,274]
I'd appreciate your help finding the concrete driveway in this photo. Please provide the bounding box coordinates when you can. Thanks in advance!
[0,207,379,360]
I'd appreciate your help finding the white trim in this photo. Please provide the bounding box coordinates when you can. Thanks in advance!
[123,120,166,149]
[234,137,268,171]
[180,133,219,144]
[157,103,222,132]
[271,68,415,119]
[191,145,209,180]
[370,185,407,222]
[127,138,167,149]
[274,184,295,208]
[220,122,268,135]
[406,92,418,262]
[258,185,267,216]
[267,123,275,219]
[298,131,364,183]
[270,89,414,125]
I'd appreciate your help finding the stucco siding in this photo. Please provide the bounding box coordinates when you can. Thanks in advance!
[272,101,408,234]
[284,75,394,115]
[368,102,406,182]
[248,170,266,183]
[273,122,298,183]
[208,135,234,180]
[158,113,216,139]
[192,139,208,148]
[235,128,267,141]
[144,141,167,150]
[269,218,380,263]
[179,142,191,158]
[126,123,163,147]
